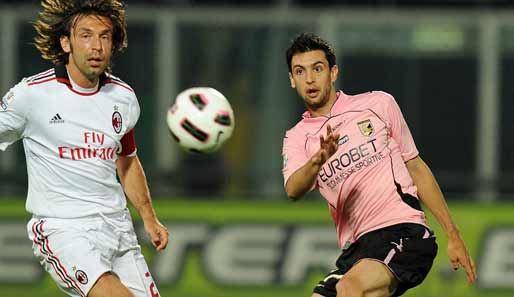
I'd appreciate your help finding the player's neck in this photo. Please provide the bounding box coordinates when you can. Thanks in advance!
[65,64,99,89]
[309,89,338,117]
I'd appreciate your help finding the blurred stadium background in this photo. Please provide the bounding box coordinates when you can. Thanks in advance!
[1,0,513,296]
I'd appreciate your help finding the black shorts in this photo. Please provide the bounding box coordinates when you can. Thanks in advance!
[314,223,438,297]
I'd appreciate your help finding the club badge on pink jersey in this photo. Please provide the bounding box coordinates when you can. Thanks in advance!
[112,111,122,134]
[357,119,374,136]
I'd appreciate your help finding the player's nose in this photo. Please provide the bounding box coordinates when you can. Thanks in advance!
[91,36,103,51]
[305,70,315,83]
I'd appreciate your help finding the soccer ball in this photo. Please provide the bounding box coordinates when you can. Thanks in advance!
[166,87,235,153]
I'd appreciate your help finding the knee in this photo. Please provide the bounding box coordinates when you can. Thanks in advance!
[88,272,135,297]
[336,276,365,297]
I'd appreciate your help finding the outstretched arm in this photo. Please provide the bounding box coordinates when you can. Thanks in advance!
[285,125,339,200]
[117,155,169,251]
[406,156,476,283]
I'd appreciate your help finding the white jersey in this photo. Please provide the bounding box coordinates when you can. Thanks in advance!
[0,65,140,218]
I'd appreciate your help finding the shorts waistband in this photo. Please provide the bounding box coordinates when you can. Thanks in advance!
[32,208,129,221]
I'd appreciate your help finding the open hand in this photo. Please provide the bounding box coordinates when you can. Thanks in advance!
[447,232,477,283]
[311,124,340,166]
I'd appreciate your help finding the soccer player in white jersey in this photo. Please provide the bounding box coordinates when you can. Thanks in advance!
[282,33,476,297]
[0,1,168,296]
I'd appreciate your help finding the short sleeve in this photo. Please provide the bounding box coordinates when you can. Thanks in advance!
[385,93,419,161]
[282,129,313,188]
[118,94,140,157]
[0,79,31,151]
[127,93,140,131]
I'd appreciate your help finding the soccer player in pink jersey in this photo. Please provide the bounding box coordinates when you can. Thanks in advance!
[0,1,168,296]
[282,32,476,297]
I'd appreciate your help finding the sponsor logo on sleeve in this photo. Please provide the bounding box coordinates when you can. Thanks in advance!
[0,92,14,111]
[338,135,349,145]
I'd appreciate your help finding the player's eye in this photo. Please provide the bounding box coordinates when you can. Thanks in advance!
[314,66,323,72]
[294,69,303,75]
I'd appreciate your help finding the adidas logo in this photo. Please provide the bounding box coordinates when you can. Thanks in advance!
[49,113,64,124]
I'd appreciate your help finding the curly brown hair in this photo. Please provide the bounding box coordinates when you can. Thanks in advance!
[33,0,128,65]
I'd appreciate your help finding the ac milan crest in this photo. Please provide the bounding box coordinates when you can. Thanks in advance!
[112,111,122,134]
[75,270,88,285]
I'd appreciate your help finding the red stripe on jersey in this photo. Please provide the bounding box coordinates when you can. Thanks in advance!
[27,77,56,86]
[55,78,102,96]
[27,69,55,82]
[104,79,134,93]
[119,129,137,156]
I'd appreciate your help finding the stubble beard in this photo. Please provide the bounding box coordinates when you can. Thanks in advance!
[304,85,331,110]
[69,45,107,83]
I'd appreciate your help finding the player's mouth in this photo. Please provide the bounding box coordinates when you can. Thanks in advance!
[306,88,320,98]
[88,57,103,67]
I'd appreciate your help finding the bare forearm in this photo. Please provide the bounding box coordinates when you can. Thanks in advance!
[408,157,458,236]
[118,157,157,222]
[285,159,321,200]
[285,125,340,200]
[408,157,477,282]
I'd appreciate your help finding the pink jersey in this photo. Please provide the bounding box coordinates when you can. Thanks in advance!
[282,91,427,248]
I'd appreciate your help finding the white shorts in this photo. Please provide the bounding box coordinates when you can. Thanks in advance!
[27,209,160,297]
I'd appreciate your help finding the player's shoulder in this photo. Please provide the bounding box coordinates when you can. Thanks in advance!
[5,68,55,97]
[349,90,395,102]
[0,69,54,111]
[21,68,57,88]
[284,118,312,142]
[346,90,398,110]
[103,73,135,94]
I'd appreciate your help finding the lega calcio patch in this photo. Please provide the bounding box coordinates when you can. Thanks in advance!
[0,91,15,111]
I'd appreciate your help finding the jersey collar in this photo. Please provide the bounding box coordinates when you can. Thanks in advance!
[302,90,345,121]
[54,63,109,96]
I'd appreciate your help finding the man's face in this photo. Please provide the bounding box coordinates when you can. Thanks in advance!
[61,15,114,85]
[289,50,338,111]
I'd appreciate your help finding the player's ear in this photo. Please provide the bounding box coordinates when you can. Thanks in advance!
[60,35,71,54]
[330,65,339,83]
[289,72,296,88]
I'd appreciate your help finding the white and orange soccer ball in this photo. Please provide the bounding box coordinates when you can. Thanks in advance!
[166,87,235,153]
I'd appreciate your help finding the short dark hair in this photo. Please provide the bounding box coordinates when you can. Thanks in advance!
[285,32,336,72]
[34,0,128,66]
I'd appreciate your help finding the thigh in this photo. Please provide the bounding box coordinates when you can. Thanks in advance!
[337,259,397,297]
[385,226,438,296]
[113,245,160,297]
[314,224,437,297]
[88,272,133,297]
[27,218,113,297]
